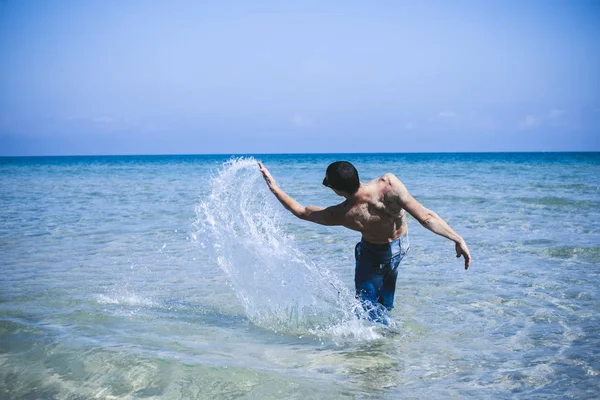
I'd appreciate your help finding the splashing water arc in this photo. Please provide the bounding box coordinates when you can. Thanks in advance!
[194,158,376,334]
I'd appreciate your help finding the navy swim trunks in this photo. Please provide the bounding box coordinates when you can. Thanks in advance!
[354,234,410,322]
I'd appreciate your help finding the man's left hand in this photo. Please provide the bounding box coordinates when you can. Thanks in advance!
[455,240,472,270]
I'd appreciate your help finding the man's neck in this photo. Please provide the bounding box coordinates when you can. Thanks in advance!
[341,183,364,200]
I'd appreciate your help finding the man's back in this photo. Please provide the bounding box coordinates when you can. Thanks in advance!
[340,173,408,244]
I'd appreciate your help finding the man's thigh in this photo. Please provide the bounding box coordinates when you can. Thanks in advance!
[354,242,386,303]
[379,268,400,309]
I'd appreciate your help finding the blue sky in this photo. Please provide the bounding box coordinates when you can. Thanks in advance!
[1,0,599,155]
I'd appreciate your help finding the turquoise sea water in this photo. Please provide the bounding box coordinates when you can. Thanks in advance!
[1,152,599,399]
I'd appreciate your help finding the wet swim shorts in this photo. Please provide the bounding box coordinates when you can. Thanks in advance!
[354,234,410,323]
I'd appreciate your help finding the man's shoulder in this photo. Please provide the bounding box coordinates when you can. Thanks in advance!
[330,200,352,214]
[380,173,403,186]
[379,173,408,200]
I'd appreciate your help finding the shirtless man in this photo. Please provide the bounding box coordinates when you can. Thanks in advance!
[258,160,471,322]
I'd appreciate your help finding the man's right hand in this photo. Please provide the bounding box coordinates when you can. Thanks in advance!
[455,240,472,270]
[258,162,277,192]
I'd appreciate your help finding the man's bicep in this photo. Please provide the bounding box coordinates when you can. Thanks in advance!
[389,174,413,207]
[394,180,430,224]
[304,205,344,226]
[401,195,430,223]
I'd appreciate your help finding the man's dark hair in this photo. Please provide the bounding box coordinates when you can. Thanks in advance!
[323,161,360,194]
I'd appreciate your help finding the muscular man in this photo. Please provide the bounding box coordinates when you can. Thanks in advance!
[258,160,471,323]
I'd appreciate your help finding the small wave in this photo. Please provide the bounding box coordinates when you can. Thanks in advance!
[95,293,157,307]
[540,246,600,263]
[516,196,599,210]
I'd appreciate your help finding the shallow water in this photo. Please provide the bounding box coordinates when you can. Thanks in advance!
[1,153,599,399]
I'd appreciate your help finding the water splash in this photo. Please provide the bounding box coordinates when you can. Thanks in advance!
[194,158,390,339]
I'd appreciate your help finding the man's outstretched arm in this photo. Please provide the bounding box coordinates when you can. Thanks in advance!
[258,162,343,226]
[388,174,472,269]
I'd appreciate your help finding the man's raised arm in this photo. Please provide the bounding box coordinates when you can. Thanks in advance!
[258,162,343,226]
[388,174,472,269]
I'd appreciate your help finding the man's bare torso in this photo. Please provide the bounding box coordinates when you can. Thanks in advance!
[338,174,408,244]
[258,161,471,268]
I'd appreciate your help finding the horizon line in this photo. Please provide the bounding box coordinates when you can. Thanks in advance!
[1,150,600,158]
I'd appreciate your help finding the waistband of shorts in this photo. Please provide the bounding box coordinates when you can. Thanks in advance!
[360,234,407,254]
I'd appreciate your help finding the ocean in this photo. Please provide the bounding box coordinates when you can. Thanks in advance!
[1,152,599,399]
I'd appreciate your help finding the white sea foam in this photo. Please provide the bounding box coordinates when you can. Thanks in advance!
[194,157,386,339]
[95,293,157,307]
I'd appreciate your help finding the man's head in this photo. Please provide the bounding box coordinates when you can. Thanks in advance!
[322,161,360,196]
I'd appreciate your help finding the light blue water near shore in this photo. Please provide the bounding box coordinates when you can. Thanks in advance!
[1,152,599,399]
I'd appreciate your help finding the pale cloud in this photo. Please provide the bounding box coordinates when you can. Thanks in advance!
[519,109,567,130]
[291,114,313,127]
[549,109,567,119]
[66,116,117,124]
[92,116,116,123]
[520,115,539,129]
[438,111,457,118]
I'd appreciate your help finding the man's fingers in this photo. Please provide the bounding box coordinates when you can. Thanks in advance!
[258,162,271,177]
[257,162,268,177]
[257,162,276,187]
[455,242,472,270]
